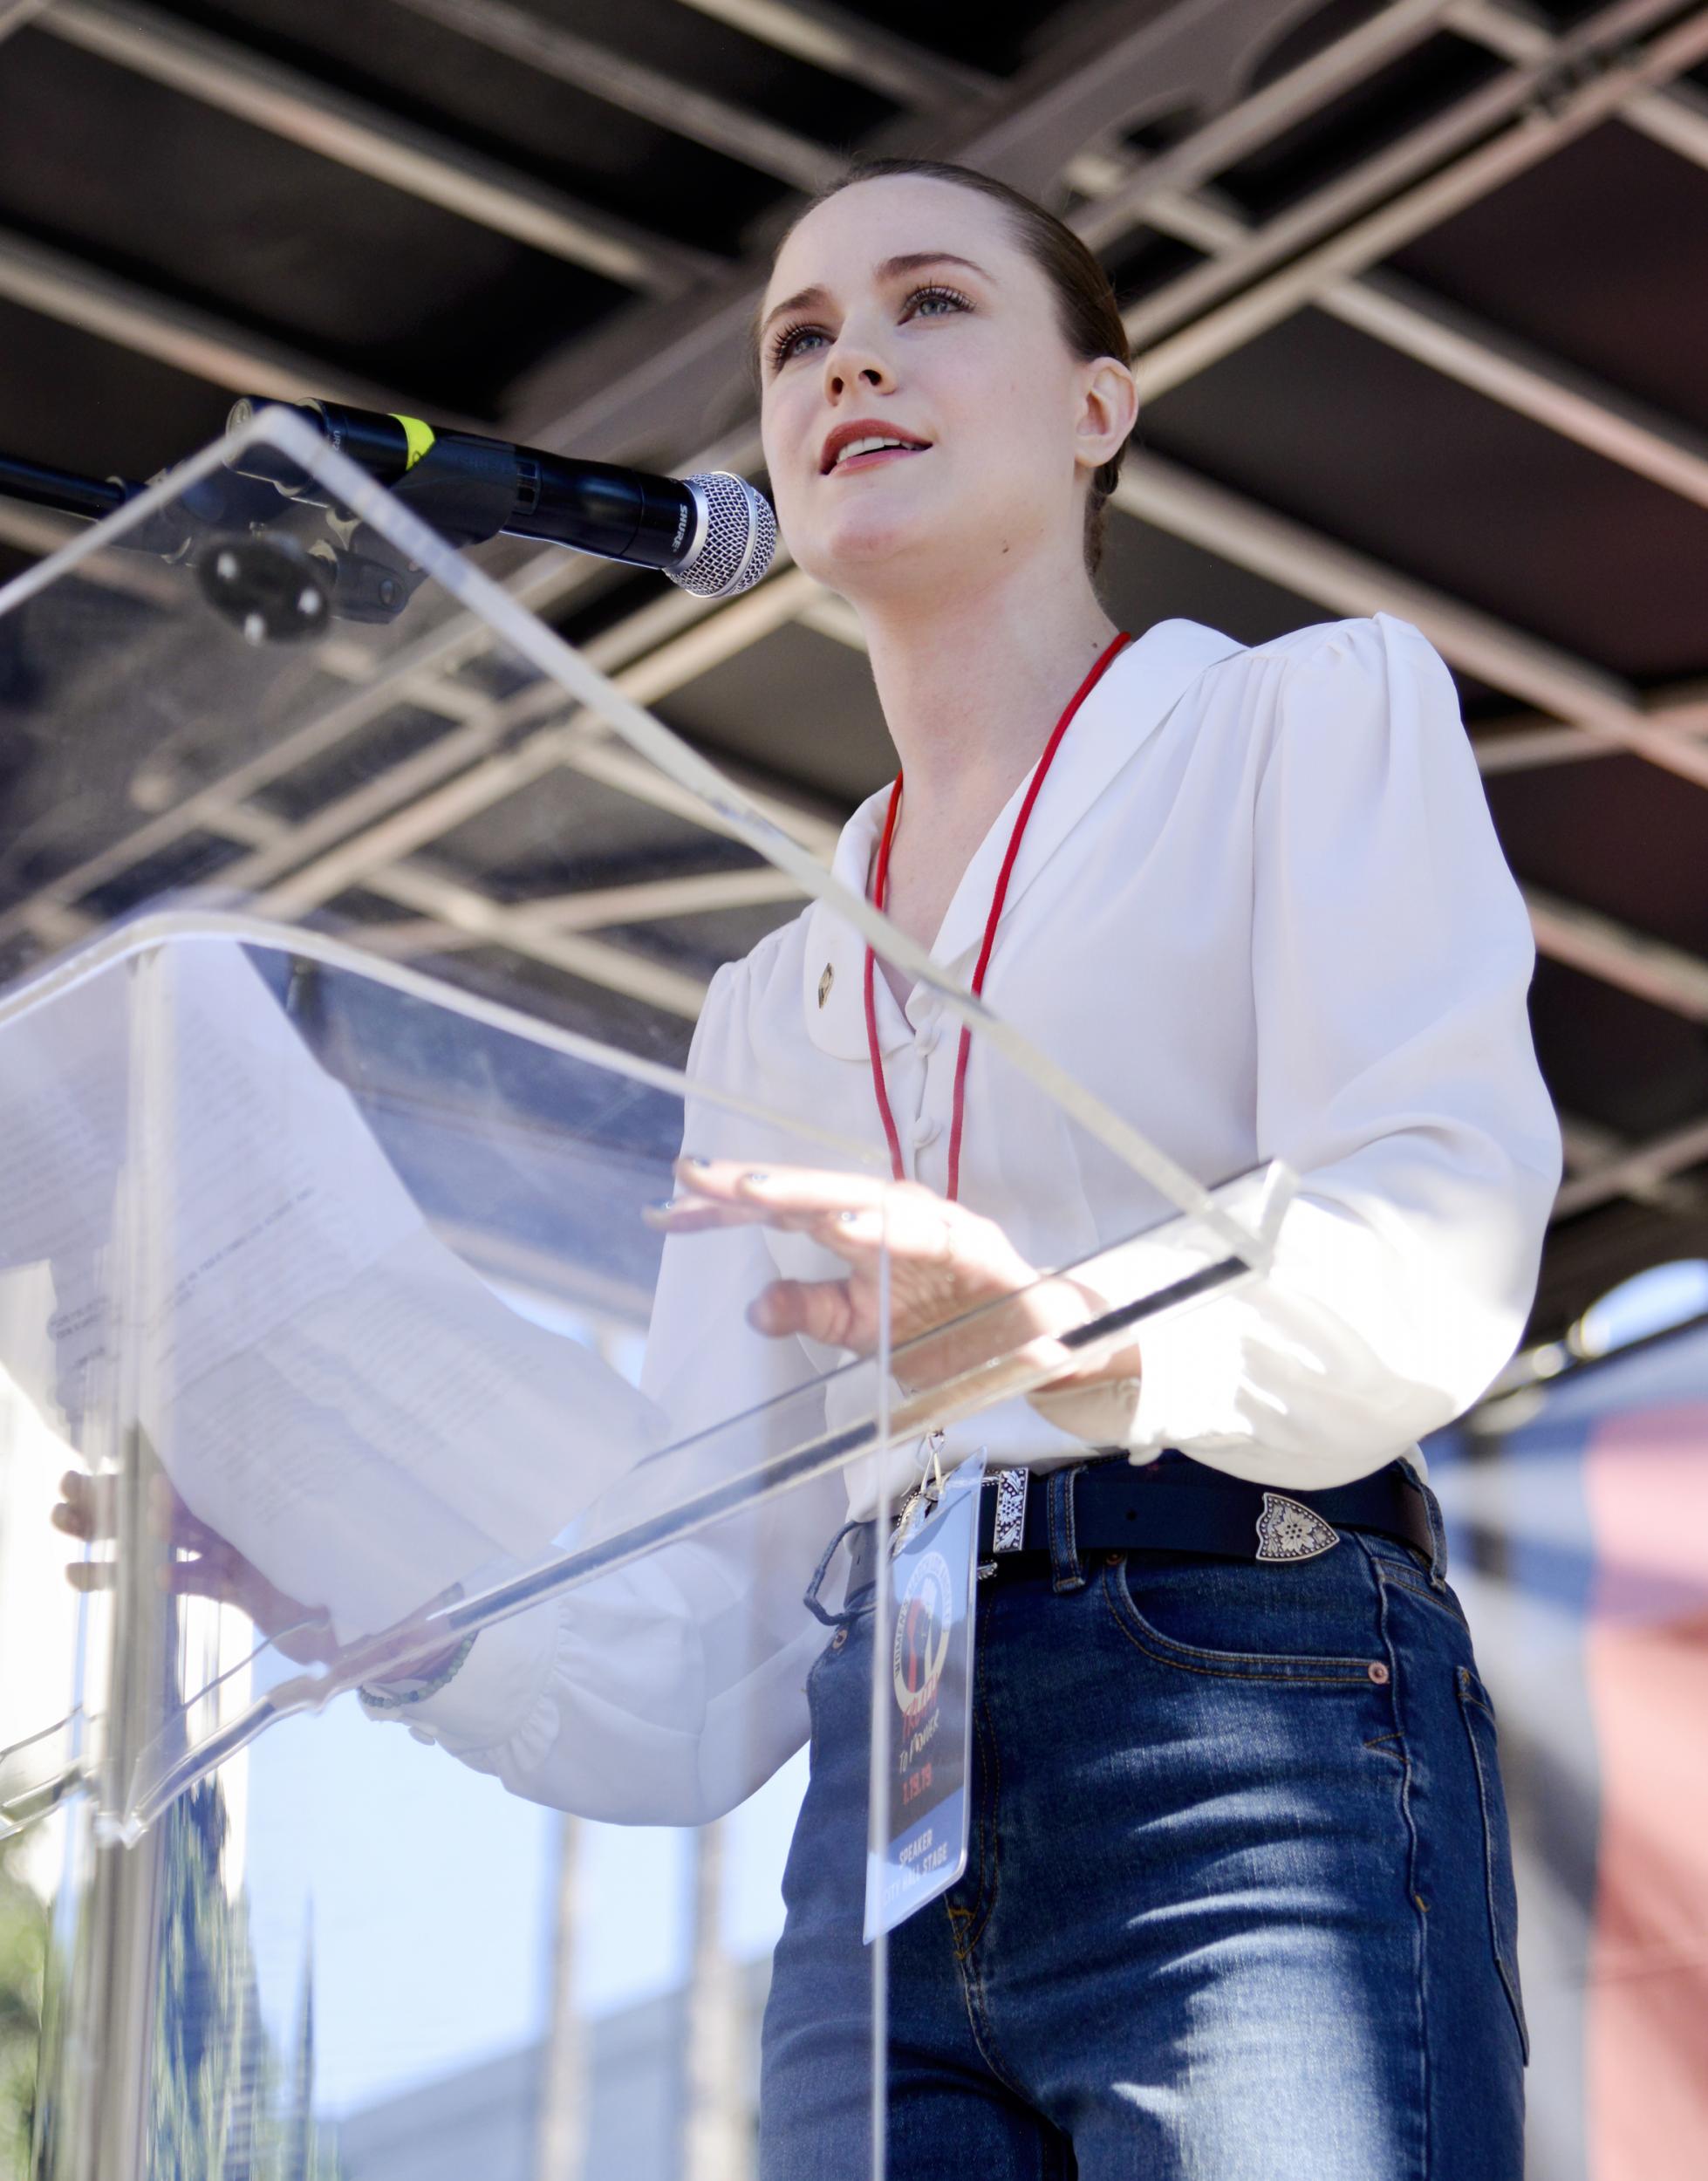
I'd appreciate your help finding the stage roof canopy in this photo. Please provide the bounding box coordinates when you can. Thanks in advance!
[3,0,1706,1343]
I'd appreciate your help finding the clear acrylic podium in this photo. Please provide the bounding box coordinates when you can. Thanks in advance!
[0,411,1294,2181]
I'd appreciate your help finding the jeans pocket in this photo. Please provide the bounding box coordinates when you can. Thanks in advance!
[1456,1665,1530,2064]
[1103,1555,1378,1684]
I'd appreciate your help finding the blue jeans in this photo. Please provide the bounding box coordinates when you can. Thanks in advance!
[759,1481,1527,2178]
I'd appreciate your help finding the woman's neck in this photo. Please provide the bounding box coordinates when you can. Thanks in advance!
[858,558,1120,818]
[851,555,1122,995]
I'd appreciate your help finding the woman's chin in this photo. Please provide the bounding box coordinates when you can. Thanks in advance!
[800,505,973,596]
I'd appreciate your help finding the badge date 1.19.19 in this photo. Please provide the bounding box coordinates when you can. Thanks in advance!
[864,1456,986,1943]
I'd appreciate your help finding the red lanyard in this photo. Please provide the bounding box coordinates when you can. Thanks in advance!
[863,630,1134,1201]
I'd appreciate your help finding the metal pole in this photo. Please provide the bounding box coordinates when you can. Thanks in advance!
[533,1815,591,2181]
[680,1821,748,2181]
[43,947,176,2181]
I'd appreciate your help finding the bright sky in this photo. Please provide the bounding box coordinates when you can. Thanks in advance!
[241,1662,810,2117]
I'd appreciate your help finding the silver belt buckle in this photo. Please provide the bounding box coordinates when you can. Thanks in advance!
[1254,1491,1340,1562]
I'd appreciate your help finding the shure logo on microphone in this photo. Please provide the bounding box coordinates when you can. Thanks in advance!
[672,506,690,553]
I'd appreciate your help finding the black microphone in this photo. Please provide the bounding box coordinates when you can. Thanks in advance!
[224,398,776,601]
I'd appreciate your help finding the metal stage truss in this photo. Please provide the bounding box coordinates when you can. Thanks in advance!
[2,0,1707,1342]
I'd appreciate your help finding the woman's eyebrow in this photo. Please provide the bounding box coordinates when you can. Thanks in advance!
[759,284,830,344]
[877,250,991,284]
[758,251,993,346]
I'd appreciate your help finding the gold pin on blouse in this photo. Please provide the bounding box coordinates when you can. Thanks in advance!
[817,963,834,1008]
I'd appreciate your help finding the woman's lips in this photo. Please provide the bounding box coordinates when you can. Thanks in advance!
[825,445,930,476]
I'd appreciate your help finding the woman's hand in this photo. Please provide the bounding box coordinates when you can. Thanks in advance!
[51,1467,339,1667]
[646,1158,1139,1392]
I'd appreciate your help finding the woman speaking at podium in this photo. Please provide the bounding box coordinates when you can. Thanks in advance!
[382,162,1560,2177]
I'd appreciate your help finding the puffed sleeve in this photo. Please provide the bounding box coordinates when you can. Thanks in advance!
[366,957,847,1822]
[1040,614,1561,1486]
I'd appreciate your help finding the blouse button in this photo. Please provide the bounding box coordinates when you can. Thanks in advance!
[909,1114,941,1148]
[914,1022,940,1056]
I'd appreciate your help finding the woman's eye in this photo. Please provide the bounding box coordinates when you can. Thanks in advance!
[905,285,971,320]
[769,324,826,369]
[766,285,970,371]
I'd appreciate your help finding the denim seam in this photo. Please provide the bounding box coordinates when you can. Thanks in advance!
[1375,1560,1431,2180]
[950,1587,1003,1959]
[1456,1672,1530,2061]
[943,1603,1034,2104]
[948,1944,1036,2110]
[1377,1565,1470,1630]
[1100,1562,1374,1683]
[952,1701,998,1958]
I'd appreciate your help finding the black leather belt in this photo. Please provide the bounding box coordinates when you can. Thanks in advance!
[845,1452,1436,1594]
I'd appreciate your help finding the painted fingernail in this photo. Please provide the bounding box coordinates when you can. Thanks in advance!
[646,1197,679,1213]
[683,1155,712,1169]
[838,1208,862,1225]
[741,1170,772,1186]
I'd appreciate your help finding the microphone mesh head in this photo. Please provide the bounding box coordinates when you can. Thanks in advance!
[673,473,776,599]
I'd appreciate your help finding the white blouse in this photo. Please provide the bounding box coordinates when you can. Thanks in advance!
[376,612,1561,1821]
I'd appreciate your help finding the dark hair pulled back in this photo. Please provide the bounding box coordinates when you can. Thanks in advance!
[764,156,1134,578]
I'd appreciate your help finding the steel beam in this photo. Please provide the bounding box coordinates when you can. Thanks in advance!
[42,0,717,294]
[560,735,840,858]
[1557,1111,1706,1219]
[147,583,731,912]
[1621,68,1708,173]
[210,682,572,899]
[0,0,50,42]
[0,497,182,603]
[796,591,866,651]
[1554,1113,1708,1220]
[1524,887,1708,1024]
[516,865,803,928]
[1448,0,1708,176]
[673,0,996,108]
[1128,1,1708,399]
[352,854,712,1018]
[1118,0,1699,359]
[386,0,841,190]
[358,865,803,960]
[0,549,839,1015]
[250,728,581,921]
[0,498,80,559]
[0,553,830,984]
[0,545,618,954]
[1317,270,1708,513]
[1070,0,1458,254]
[1138,188,1708,514]
[1473,686,1708,773]
[246,564,828,920]
[940,0,1333,203]
[0,224,420,408]
[1117,452,1708,789]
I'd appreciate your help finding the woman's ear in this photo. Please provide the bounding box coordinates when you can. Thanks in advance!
[1074,357,1139,475]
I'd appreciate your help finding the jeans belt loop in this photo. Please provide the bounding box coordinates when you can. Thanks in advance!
[1402,1457,1451,1589]
[802,1517,869,1628]
[1047,1466,1086,1594]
